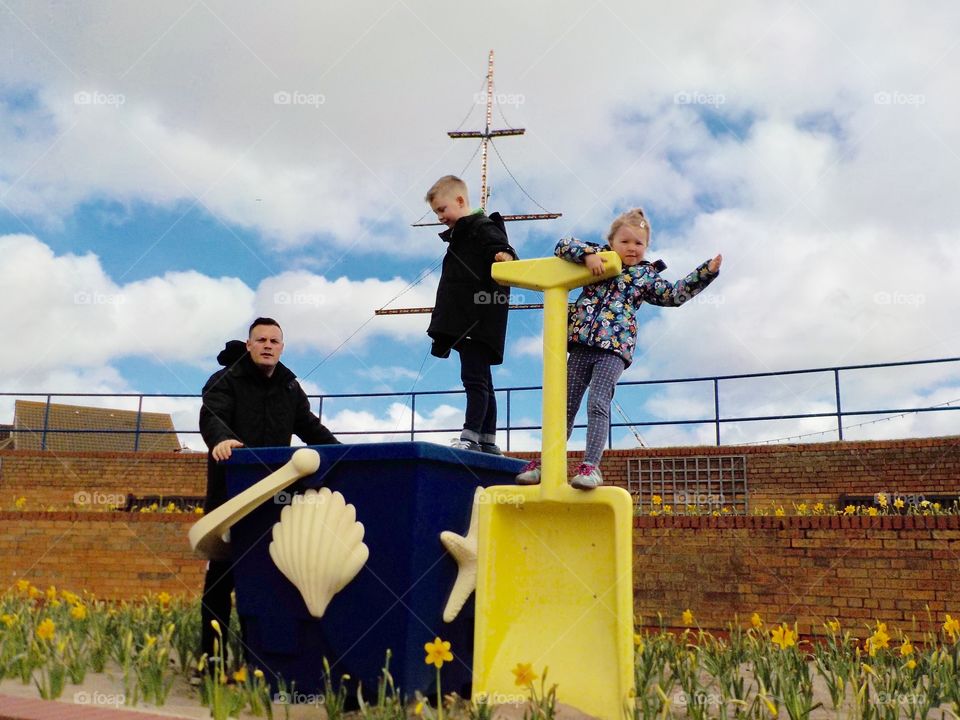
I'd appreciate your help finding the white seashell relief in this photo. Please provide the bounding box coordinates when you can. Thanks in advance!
[268,487,369,618]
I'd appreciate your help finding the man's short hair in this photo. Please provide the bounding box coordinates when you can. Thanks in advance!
[248,317,283,337]
[425,175,469,203]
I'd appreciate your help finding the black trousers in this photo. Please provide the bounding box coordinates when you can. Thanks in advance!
[456,339,498,441]
[201,559,235,661]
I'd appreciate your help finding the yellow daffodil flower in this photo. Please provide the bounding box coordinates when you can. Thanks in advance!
[36,618,55,641]
[423,637,453,668]
[512,662,537,687]
[770,623,796,650]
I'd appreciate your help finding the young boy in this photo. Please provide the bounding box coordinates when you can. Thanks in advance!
[425,175,517,454]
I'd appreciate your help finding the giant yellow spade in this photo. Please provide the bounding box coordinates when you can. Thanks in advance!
[473,253,634,718]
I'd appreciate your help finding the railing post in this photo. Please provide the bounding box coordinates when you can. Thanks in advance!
[134,395,144,451]
[714,379,721,446]
[506,389,511,452]
[317,396,324,422]
[410,392,416,442]
[41,395,52,450]
[834,369,843,440]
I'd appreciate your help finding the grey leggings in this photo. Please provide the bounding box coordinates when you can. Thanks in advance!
[566,345,626,466]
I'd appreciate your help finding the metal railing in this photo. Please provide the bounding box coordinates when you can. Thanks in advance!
[1,357,957,451]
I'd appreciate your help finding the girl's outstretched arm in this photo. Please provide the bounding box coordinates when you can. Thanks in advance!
[641,259,720,307]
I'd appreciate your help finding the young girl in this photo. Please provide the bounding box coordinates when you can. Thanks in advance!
[516,208,722,489]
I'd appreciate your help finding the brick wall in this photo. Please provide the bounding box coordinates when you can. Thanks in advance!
[3,435,957,511]
[1,437,957,636]
[1,511,955,638]
[0,450,206,509]
[633,514,960,636]
[0,512,204,598]
[512,435,960,508]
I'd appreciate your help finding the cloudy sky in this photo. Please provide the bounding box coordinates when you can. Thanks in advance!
[2,0,958,451]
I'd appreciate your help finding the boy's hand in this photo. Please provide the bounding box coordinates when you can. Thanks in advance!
[585,252,606,276]
[708,254,722,273]
[493,251,514,263]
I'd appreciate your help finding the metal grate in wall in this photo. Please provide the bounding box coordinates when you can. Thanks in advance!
[627,455,748,514]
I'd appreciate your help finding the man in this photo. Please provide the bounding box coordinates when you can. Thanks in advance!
[197,317,339,667]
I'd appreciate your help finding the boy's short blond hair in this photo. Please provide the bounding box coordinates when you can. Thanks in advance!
[425,175,469,204]
[607,208,651,243]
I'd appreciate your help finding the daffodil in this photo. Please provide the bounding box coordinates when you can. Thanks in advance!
[906,658,917,670]
[1,614,15,627]
[770,623,796,650]
[682,609,695,626]
[651,495,662,506]
[254,668,264,679]
[774,507,785,517]
[865,622,890,657]
[424,637,453,668]
[156,591,171,607]
[943,614,960,642]
[15,579,29,593]
[900,638,914,656]
[751,612,763,629]
[633,633,644,652]
[232,667,248,683]
[512,662,537,687]
[14,496,26,510]
[876,492,888,508]
[894,497,905,509]
[813,502,825,514]
[827,619,840,634]
[867,507,879,517]
[36,618,56,641]
[843,505,856,515]
[70,604,87,621]
[45,586,57,601]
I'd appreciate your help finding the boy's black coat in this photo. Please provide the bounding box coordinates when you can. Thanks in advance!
[427,211,516,364]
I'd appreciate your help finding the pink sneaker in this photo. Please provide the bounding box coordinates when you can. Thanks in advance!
[570,463,603,490]
[515,459,541,485]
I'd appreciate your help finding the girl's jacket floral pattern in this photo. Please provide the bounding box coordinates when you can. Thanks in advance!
[555,237,719,367]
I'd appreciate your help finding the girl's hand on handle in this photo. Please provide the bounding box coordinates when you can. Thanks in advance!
[493,251,514,263]
[708,254,723,273]
[585,252,606,276]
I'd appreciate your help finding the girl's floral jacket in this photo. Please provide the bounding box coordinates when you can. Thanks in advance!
[555,237,719,367]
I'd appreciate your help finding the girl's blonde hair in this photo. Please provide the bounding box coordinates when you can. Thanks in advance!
[607,208,650,243]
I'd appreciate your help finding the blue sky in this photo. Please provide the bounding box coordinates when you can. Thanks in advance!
[2,1,958,451]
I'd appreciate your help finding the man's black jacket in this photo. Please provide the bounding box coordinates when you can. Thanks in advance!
[199,353,338,510]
